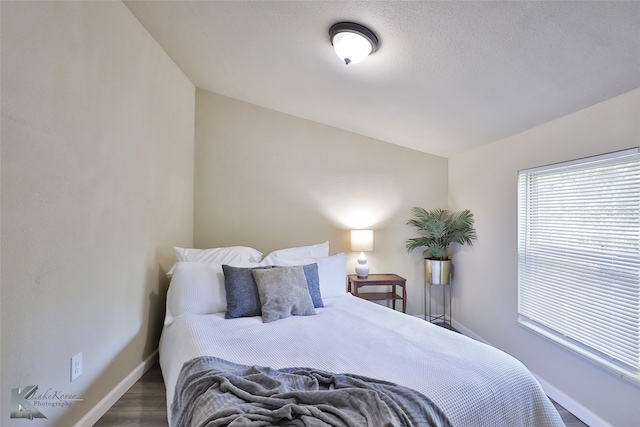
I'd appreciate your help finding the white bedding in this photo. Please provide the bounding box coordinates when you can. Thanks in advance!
[159,293,564,426]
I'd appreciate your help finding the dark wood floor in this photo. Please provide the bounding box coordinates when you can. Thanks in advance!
[94,363,588,426]
[94,363,167,426]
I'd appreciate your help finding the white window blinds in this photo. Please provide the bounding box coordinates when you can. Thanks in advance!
[517,148,640,381]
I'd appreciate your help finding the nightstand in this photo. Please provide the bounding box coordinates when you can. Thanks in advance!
[347,274,407,313]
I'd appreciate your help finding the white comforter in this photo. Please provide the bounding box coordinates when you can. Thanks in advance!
[159,294,564,426]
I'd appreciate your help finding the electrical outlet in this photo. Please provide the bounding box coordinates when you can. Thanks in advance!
[71,352,83,382]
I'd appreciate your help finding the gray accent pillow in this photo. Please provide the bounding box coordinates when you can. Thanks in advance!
[222,265,273,319]
[251,266,316,323]
[301,263,323,308]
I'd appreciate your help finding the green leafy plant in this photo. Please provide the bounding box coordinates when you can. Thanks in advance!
[406,207,477,260]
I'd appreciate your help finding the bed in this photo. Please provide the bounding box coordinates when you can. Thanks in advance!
[159,244,565,426]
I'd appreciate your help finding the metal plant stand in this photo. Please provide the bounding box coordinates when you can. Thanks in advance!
[425,284,452,328]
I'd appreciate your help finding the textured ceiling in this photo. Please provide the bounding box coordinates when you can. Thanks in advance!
[124,1,640,158]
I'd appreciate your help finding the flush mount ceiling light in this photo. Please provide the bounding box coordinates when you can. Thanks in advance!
[329,22,379,65]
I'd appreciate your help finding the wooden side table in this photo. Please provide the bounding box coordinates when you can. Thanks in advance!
[347,274,407,313]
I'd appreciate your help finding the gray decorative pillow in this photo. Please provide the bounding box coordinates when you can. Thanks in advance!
[251,266,316,323]
[222,265,273,319]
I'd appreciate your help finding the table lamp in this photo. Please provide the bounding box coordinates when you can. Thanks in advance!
[351,230,374,278]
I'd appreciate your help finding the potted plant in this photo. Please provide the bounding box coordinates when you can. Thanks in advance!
[406,207,477,285]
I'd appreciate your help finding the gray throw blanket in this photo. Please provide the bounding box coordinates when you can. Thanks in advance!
[171,356,452,427]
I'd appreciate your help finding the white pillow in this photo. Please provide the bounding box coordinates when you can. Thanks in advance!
[165,261,259,326]
[262,252,347,300]
[175,246,263,264]
[168,245,263,276]
[316,253,347,298]
[260,241,329,265]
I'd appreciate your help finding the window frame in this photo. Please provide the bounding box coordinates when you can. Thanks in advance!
[517,148,640,383]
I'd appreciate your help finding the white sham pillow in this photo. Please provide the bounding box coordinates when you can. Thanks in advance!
[175,246,263,264]
[316,253,347,298]
[165,261,259,326]
[168,245,263,276]
[260,241,329,265]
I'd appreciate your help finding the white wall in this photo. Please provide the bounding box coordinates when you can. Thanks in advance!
[449,88,640,426]
[1,2,194,425]
[194,89,448,316]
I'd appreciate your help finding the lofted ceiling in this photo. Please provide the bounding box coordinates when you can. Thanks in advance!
[124,1,640,158]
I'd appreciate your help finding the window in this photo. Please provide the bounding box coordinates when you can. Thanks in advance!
[518,148,640,382]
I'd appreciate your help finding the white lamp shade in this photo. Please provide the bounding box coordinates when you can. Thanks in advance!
[332,32,373,65]
[351,230,374,252]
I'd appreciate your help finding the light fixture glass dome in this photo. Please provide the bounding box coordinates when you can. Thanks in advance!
[329,22,379,65]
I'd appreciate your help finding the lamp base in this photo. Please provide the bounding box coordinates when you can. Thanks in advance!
[355,263,369,278]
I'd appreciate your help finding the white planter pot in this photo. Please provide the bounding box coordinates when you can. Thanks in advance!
[425,259,451,285]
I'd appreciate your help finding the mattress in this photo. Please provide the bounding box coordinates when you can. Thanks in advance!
[159,293,564,426]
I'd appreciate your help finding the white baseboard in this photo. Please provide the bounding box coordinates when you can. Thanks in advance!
[451,320,487,343]
[534,374,610,427]
[74,349,159,427]
[452,320,610,427]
